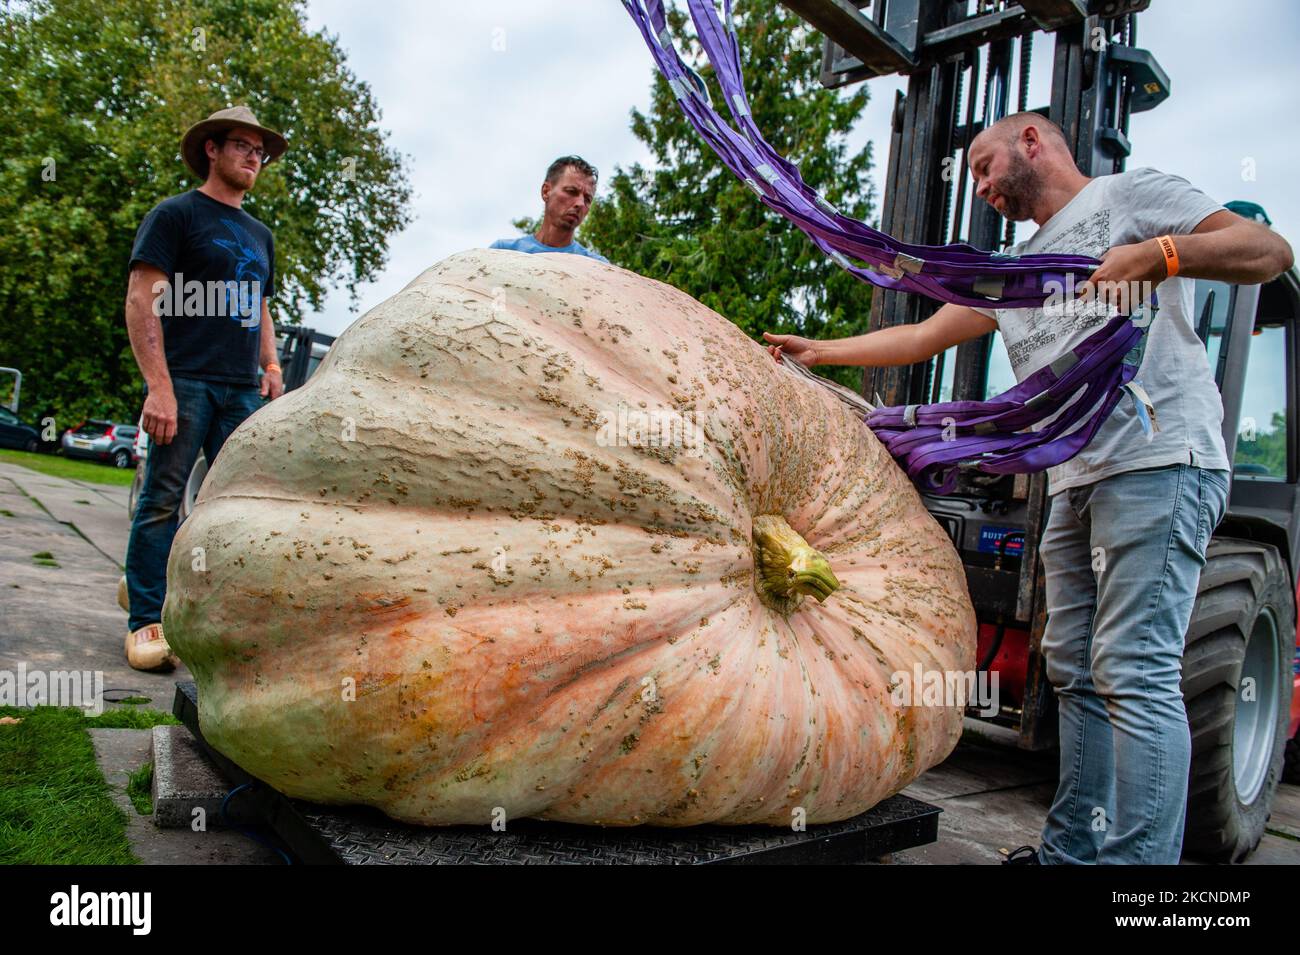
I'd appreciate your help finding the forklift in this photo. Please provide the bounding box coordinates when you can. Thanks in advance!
[781,0,1300,862]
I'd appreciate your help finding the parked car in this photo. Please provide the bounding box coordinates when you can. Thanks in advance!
[0,406,43,453]
[61,420,139,468]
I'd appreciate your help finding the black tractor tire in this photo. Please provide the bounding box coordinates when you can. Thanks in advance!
[1181,538,1294,863]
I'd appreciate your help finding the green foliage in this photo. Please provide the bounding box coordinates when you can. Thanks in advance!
[126,760,154,815]
[578,1,877,390]
[0,447,137,484]
[0,705,137,863]
[1234,409,1286,478]
[0,0,412,426]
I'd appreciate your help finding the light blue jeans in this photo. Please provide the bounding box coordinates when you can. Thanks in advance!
[1036,463,1230,864]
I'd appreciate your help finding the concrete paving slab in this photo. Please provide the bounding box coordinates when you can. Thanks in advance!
[0,467,191,704]
[89,727,283,864]
[0,463,131,566]
[151,724,258,829]
[1264,781,1300,840]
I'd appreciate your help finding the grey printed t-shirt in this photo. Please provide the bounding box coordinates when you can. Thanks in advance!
[971,166,1229,495]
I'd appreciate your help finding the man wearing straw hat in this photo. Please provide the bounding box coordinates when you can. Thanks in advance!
[121,106,288,671]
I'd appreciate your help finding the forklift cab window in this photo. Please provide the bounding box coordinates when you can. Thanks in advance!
[1233,322,1288,481]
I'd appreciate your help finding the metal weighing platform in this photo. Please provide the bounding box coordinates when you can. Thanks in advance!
[174,681,940,865]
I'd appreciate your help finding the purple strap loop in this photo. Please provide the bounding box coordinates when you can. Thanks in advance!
[624,0,1157,493]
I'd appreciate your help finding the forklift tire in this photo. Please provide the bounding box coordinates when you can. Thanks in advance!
[180,453,208,522]
[128,466,143,520]
[128,453,207,522]
[1181,538,1294,863]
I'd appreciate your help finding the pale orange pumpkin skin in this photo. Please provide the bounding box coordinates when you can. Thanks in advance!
[163,249,976,827]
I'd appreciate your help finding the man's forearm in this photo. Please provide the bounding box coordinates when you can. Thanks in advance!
[125,291,172,392]
[259,302,276,368]
[815,323,924,367]
[1165,223,1294,285]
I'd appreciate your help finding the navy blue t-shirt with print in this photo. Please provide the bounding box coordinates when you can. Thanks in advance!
[129,189,275,386]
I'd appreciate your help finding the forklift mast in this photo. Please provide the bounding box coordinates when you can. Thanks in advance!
[781,0,1169,748]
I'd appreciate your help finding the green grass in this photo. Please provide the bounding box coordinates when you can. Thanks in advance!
[126,762,154,816]
[0,448,136,486]
[0,705,180,864]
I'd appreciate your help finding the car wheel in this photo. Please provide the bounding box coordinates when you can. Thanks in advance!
[113,449,131,469]
[23,438,37,453]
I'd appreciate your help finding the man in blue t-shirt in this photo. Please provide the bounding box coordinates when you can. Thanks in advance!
[121,105,289,672]
[490,156,609,263]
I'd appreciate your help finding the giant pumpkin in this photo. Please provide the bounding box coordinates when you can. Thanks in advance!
[163,249,976,827]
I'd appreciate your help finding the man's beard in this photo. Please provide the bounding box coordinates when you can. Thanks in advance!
[993,151,1041,221]
[214,160,255,193]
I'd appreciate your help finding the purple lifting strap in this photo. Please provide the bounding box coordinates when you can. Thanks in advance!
[623,0,1156,492]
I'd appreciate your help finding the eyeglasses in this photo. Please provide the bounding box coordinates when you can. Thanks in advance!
[222,137,271,165]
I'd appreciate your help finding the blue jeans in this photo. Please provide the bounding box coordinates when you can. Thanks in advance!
[125,377,262,631]
[1036,463,1230,864]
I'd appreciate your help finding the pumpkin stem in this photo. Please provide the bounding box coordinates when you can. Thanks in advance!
[751,515,841,613]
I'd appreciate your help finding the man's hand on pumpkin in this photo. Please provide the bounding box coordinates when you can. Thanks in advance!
[762,332,820,368]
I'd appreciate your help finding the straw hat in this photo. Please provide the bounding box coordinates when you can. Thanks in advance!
[180,105,288,179]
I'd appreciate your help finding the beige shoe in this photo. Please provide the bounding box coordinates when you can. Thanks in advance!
[117,575,130,613]
[125,623,180,672]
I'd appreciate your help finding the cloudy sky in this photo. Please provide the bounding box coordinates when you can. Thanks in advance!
[301,0,1300,348]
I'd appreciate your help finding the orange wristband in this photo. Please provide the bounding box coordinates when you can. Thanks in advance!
[1155,235,1179,277]
[264,362,282,374]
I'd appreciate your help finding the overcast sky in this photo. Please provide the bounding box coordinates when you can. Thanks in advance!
[301,0,1300,346]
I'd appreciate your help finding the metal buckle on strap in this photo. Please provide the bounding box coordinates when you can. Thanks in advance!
[754,163,780,185]
[828,249,852,271]
[1049,351,1080,378]
[972,276,1005,299]
[894,253,924,274]
[730,92,750,118]
[903,404,919,427]
[879,253,924,279]
[813,193,839,217]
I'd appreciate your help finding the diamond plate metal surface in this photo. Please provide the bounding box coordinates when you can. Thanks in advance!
[175,681,940,865]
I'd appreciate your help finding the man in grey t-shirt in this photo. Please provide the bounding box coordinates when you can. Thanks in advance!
[763,112,1293,864]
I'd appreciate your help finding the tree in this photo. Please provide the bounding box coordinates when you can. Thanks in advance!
[576,0,878,390]
[1235,409,1286,478]
[0,0,412,427]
